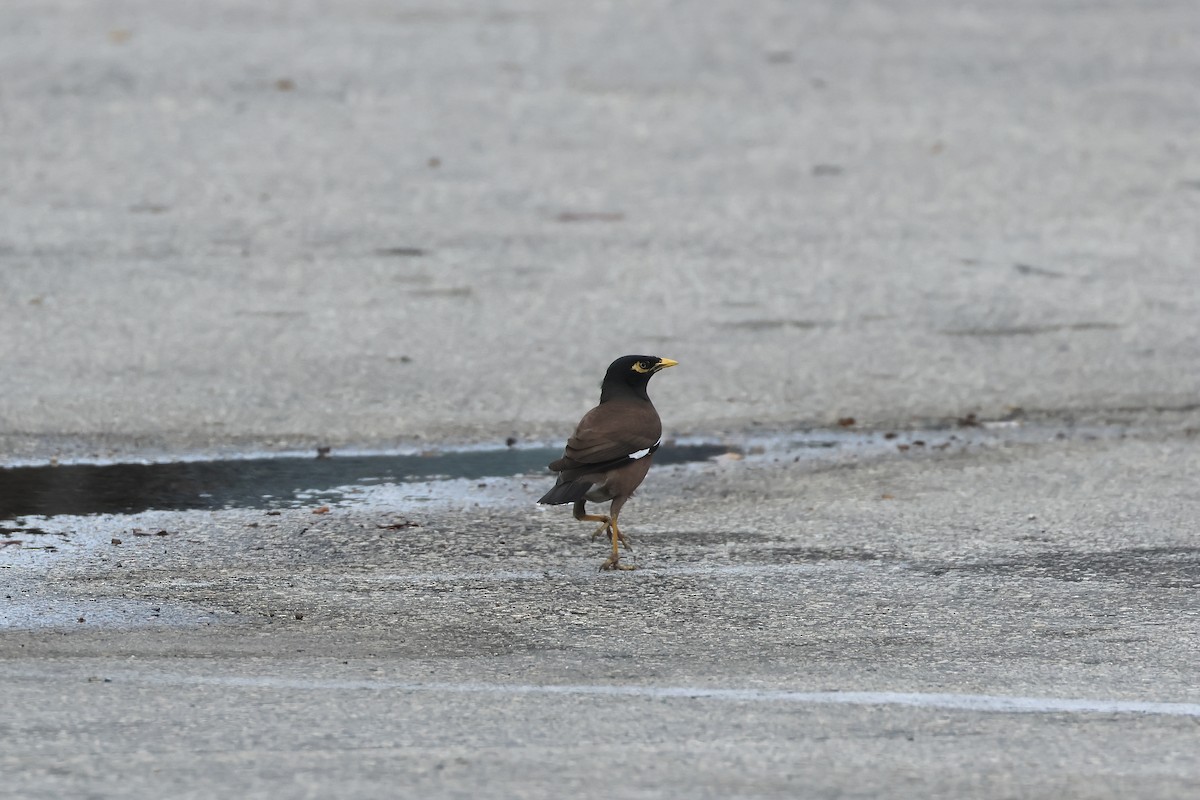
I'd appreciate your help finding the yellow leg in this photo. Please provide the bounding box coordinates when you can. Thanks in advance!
[600,514,637,571]
[573,501,610,541]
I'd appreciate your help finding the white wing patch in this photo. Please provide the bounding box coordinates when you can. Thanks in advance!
[628,441,660,460]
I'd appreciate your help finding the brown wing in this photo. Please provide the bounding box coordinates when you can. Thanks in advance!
[549,399,661,474]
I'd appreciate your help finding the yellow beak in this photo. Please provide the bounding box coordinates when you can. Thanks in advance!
[656,358,679,369]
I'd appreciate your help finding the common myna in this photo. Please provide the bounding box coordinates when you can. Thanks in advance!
[538,355,677,570]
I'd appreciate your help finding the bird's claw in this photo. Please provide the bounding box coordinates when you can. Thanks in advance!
[599,557,638,571]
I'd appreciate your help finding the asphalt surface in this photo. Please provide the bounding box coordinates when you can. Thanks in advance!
[3,1,1200,798]
[4,426,1200,798]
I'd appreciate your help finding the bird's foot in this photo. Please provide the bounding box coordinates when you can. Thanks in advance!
[599,556,638,571]
[590,522,611,542]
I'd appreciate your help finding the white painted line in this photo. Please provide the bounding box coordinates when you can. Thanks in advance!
[100,673,1200,718]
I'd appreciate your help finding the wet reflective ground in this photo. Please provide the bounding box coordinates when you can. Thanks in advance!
[0,444,733,522]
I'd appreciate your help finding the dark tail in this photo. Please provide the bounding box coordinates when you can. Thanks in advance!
[537,479,593,505]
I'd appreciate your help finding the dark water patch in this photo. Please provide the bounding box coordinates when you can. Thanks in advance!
[1013,263,1066,279]
[375,247,427,257]
[555,211,624,223]
[722,319,825,332]
[943,322,1119,337]
[410,286,473,298]
[0,445,733,521]
[233,309,307,318]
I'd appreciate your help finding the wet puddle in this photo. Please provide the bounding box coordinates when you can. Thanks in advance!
[0,444,733,523]
[0,422,1103,530]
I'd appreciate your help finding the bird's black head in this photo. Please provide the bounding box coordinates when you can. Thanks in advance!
[600,355,678,401]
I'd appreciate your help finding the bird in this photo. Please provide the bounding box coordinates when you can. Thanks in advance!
[538,355,677,570]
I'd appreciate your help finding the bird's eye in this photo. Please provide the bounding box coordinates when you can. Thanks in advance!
[631,361,653,373]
